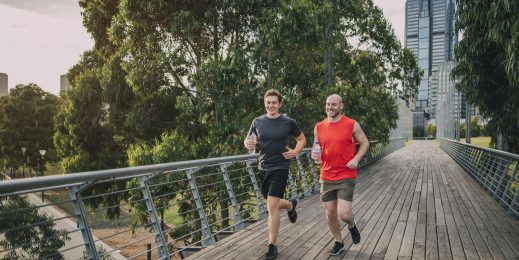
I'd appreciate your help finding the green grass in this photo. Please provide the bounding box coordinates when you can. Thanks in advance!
[44,189,135,228]
[460,136,491,148]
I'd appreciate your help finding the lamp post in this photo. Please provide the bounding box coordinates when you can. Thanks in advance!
[39,149,46,202]
[21,147,27,178]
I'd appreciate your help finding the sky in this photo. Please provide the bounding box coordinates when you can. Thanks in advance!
[0,0,405,96]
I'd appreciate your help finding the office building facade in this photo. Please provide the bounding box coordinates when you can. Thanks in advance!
[0,73,7,97]
[405,0,456,123]
[60,74,71,96]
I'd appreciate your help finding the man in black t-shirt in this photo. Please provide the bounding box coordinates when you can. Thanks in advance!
[244,89,306,260]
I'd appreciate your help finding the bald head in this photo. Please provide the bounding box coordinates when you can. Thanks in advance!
[326,94,343,105]
[325,94,344,121]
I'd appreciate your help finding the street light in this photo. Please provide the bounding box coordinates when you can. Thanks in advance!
[21,147,27,178]
[39,149,46,202]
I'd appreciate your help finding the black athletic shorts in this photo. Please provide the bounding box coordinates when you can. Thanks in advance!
[258,169,289,199]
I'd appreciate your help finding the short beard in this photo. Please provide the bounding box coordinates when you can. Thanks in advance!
[328,111,341,120]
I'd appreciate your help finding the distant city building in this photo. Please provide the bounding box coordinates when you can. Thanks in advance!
[405,0,457,122]
[60,74,71,96]
[390,97,413,141]
[435,61,477,139]
[0,72,7,97]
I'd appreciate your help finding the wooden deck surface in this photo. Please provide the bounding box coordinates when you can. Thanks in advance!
[187,141,519,260]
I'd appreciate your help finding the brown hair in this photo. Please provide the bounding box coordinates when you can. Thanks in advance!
[264,89,282,103]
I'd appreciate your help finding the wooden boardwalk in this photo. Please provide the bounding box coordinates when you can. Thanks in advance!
[187,141,519,260]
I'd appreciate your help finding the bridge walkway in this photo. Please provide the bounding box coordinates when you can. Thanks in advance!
[187,141,519,259]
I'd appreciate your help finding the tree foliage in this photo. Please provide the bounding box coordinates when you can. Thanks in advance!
[0,196,70,259]
[54,0,421,245]
[452,0,519,153]
[0,84,60,172]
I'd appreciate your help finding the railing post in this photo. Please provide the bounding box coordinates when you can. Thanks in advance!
[69,182,99,260]
[138,174,170,259]
[287,170,298,199]
[305,153,320,193]
[245,161,267,220]
[507,163,519,219]
[493,157,510,201]
[220,164,244,230]
[295,155,311,197]
[186,168,215,247]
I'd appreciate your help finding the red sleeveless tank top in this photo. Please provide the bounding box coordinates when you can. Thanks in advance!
[316,115,357,181]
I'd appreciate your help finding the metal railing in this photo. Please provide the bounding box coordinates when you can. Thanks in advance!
[0,138,404,260]
[440,138,519,219]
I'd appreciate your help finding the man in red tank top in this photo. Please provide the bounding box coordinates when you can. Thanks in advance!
[311,94,369,255]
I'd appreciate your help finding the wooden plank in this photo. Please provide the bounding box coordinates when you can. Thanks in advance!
[373,160,419,260]
[284,162,395,260]
[336,154,418,259]
[188,194,321,259]
[354,154,419,260]
[210,196,322,259]
[301,151,409,260]
[398,150,426,259]
[425,155,439,260]
[430,155,458,260]
[442,153,519,258]
[412,150,429,260]
[437,157,479,260]
[440,158,494,259]
[444,156,513,259]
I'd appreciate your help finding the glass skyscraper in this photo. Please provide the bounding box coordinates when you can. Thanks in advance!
[405,0,456,121]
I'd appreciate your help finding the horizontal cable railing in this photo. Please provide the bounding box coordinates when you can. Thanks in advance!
[0,138,404,260]
[440,138,519,220]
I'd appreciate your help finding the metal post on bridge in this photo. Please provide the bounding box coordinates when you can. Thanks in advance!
[295,155,311,197]
[69,182,99,260]
[466,102,471,144]
[220,163,244,231]
[287,170,298,200]
[186,168,215,247]
[245,160,267,220]
[305,153,320,193]
[138,173,170,259]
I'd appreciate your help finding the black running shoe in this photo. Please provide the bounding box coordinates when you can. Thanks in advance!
[288,198,298,223]
[329,241,345,256]
[265,244,278,259]
[349,223,361,244]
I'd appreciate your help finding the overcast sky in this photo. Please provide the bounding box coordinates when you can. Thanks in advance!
[0,0,405,95]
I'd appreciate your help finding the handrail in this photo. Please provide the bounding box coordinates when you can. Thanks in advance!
[0,153,257,196]
[0,138,403,196]
[0,138,405,259]
[440,138,519,220]
[440,138,519,160]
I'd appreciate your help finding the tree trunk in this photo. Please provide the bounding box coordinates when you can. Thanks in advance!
[324,0,333,85]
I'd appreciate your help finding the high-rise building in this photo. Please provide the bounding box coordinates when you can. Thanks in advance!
[0,73,7,97]
[60,74,71,96]
[405,0,456,122]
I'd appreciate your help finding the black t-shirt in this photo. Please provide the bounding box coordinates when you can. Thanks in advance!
[248,114,302,171]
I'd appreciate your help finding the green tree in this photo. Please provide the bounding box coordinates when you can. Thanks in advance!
[427,124,437,138]
[0,196,70,259]
[0,84,60,174]
[63,0,422,246]
[413,125,425,138]
[470,117,481,137]
[452,0,519,153]
[460,123,466,139]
